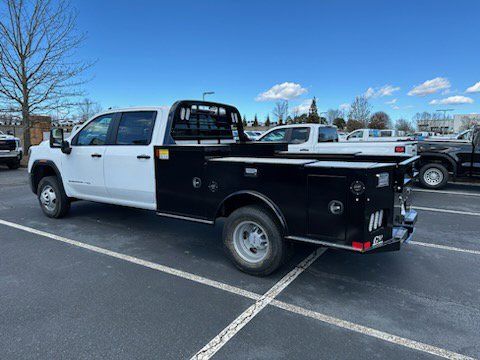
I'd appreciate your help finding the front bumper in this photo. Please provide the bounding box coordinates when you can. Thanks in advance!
[0,150,22,163]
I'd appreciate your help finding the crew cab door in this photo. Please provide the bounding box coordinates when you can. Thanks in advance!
[287,127,312,152]
[62,113,117,198]
[103,111,157,210]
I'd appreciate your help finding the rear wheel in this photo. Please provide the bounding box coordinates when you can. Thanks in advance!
[37,176,70,218]
[223,205,285,276]
[419,163,449,189]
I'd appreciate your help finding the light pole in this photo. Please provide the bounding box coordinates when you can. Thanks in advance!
[202,91,215,101]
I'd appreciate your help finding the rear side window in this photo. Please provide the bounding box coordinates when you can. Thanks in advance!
[290,127,310,144]
[261,128,287,142]
[318,127,338,142]
[116,111,156,145]
[75,114,114,146]
[171,105,233,140]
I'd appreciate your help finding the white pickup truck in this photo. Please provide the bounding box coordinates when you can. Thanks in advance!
[258,124,417,156]
[344,128,410,142]
[28,101,418,275]
[0,131,23,169]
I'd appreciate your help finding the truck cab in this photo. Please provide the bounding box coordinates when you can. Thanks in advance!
[28,100,417,276]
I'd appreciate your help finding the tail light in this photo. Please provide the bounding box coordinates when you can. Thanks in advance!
[395,146,405,153]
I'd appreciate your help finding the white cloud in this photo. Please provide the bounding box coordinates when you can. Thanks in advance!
[408,77,450,96]
[385,98,398,105]
[255,82,307,102]
[339,103,350,111]
[292,99,312,114]
[466,81,480,93]
[364,85,400,98]
[392,105,400,110]
[429,96,474,105]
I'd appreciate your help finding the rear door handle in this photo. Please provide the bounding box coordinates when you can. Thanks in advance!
[137,154,151,159]
[91,153,102,158]
[299,148,309,152]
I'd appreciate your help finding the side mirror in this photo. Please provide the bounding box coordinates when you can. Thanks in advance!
[49,128,71,154]
[50,128,64,148]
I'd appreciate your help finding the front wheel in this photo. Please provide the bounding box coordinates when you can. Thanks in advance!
[419,163,449,189]
[223,205,286,276]
[37,176,70,218]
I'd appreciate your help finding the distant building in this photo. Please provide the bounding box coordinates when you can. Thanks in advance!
[417,114,480,134]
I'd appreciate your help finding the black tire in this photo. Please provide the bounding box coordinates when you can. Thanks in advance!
[419,163,449,190]
[37,176,70,218]
[223,205,286,276]
[7,160,20,170]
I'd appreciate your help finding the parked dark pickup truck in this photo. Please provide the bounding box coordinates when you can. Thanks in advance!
[417,126,480,189]
[29,100,418,275]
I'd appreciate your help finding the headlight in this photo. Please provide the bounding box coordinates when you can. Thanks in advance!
[376,173,389,188]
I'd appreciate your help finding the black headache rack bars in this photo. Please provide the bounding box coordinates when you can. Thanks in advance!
[162,100,249,145]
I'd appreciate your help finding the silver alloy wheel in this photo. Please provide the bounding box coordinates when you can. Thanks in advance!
[233,221,269,263]
[40,185,57,212]
[423,168,444,186]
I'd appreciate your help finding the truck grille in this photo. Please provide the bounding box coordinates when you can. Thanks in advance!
[0,140,16,151]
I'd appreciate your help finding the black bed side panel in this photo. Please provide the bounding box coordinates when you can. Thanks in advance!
[307,175,347,241]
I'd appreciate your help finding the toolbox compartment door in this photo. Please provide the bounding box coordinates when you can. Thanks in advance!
[307,175,347,241]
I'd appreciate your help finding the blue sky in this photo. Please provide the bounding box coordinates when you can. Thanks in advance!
[75,0,480,122]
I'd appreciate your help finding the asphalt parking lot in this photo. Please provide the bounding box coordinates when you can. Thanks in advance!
[1,168,479,359]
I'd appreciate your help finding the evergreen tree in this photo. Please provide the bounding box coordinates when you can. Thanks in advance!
[307,97,320,123]
[253,114,259,127]
[265,115,271,127]
[242,115,247,127]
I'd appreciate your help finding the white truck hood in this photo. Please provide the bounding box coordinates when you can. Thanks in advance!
[0,134,19,141]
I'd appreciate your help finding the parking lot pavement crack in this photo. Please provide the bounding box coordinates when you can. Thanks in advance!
[190,249,326,360]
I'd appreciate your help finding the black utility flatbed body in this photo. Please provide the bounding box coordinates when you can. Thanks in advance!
[155,141,416,253]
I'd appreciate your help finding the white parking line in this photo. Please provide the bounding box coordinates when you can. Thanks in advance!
[0,218,474,360]
[190,249,325,360]
[413,206,480,217]
[0,219,261,302]
[413,188,480,197]
[271,300,475,360]
[410,241,480,255]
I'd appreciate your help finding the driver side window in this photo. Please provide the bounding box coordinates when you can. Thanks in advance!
[347,131,362,140]
[74,114,114,146]
[261,128,287,142]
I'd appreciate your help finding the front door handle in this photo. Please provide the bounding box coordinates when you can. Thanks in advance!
[137,154,151,159]
[299,148,309,152]
[91,153,102,158]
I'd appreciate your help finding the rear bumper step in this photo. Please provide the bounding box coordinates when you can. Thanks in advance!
[287,209,417,253]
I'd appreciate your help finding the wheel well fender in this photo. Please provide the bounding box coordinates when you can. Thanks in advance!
[215,191,288,233]
[30,160,66,195]
[419,153,457,174]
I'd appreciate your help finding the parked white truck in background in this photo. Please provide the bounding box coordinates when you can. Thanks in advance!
[0,131,23,169]
[258,124,417,156]
[344,128,410,142]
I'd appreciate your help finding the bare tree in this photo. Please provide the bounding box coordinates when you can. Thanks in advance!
[77,98,102,123]
[395,118,415,133]
[348,96,371,127]
[0,0,91,150]
[273,100,288,125]
[368,111,391,129]
[326,108,343,124]
[459,116,479,131]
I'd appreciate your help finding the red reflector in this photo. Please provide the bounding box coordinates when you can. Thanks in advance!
[395,146,405,153]
[364,241,371,250]
[352,242,363,250]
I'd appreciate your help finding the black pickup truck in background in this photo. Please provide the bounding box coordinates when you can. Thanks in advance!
[417,126,480,189]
